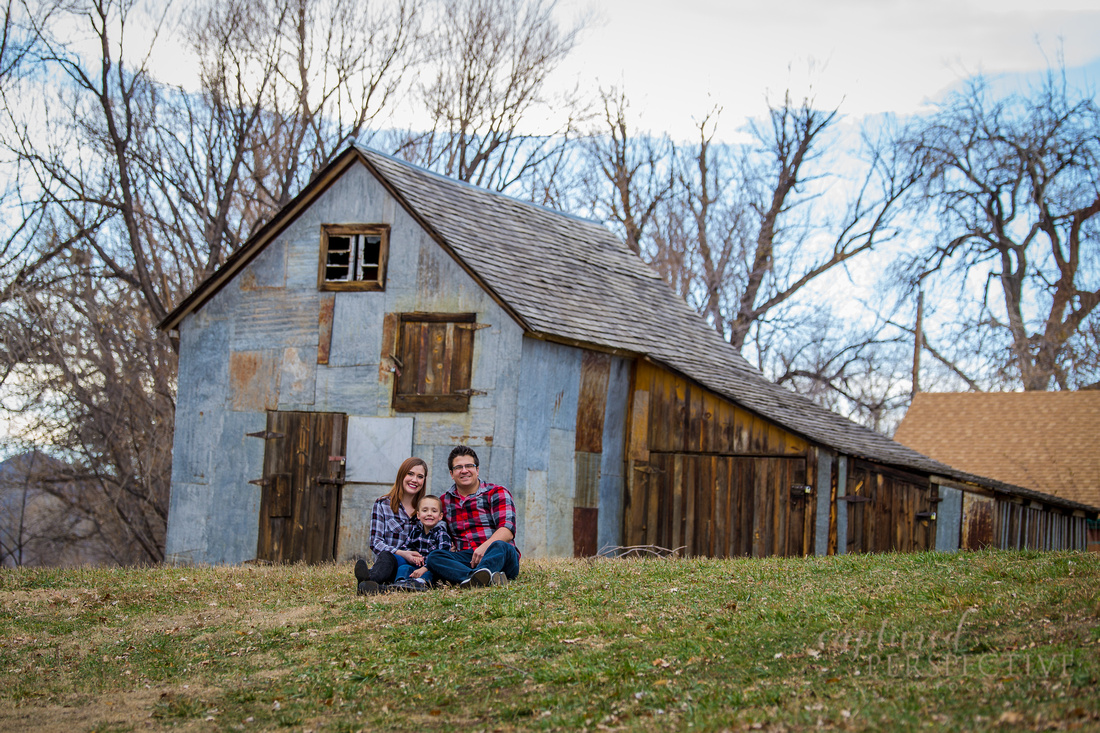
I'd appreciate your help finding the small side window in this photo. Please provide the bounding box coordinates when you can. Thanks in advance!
[392,313,478,412]
[319,224,389,291]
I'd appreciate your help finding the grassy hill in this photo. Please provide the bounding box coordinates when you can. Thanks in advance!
[1,551,1098,732]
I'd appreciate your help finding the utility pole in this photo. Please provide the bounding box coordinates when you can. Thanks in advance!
[912,287,924,398]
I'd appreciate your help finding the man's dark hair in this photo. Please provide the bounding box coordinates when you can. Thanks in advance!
[448,445,479,472]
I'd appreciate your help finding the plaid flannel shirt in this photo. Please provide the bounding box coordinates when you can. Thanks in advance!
[440,481,519,556]
[404,521,453,555]
[369,496,416,555]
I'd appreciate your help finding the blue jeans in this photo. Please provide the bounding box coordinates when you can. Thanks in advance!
[395,555,435,584]
[426,542,520,584]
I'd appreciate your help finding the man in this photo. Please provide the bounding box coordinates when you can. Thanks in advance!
[425,445,520,588]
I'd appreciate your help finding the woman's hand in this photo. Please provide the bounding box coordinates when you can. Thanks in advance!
[397,550,425,566]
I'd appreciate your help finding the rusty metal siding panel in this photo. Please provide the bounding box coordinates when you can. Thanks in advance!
[514,338,581,470]
[814,451,833,556]
[328,294,388,367]
[164,410,265,565]
[317,294,335,365]
[209,410,266,564]
[164,482,211,565]
[961,493,995,549]
[171,316,230,485]
[513,337,582,558]
[547,427,576,557]
[834,456,848,555]
[345,416,414,484]
[524,468,549,556]
[229,351,280,412]
[238,237,287,290]
[314,365,391,413]
[232,290,321,351]
[597,355,631,552]
[336,483,387,562]
[279,347,316,406]
[935,486,963,552]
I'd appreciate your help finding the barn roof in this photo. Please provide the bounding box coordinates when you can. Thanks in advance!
[895,391,1100,508]
[160,146,1097,514]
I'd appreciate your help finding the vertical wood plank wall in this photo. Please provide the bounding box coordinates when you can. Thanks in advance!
[843,460,937,554]
[624,362,814,557]
[622,361,1087,558]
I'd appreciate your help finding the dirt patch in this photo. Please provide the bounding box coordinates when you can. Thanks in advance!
[0,684,223,733]
[1,588,101,610]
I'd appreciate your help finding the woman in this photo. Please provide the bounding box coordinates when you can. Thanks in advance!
[354,457,427,595]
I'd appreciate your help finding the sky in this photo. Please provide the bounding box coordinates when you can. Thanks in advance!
[551,0,1100,140]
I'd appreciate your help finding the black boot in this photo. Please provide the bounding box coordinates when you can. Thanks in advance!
[354,558,370,584]
[357,580,381,595]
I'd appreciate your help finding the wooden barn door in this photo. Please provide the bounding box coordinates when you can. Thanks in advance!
[255,411,347,564]
[628,454,811,558]
[844,461,937,553]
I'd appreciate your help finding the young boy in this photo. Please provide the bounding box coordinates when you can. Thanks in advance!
[389,495,452,592]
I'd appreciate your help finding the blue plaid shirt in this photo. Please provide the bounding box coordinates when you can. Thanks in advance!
[404,521,453,555]
[370,497,415,555]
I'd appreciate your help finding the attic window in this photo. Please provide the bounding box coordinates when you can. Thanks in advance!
[393,313,478,412]
[318,224,389,291]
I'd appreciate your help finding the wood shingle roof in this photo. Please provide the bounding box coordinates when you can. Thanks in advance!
[161,146,1098,514]
[356,150,1004,484]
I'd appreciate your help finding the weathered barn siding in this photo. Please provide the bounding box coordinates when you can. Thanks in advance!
[597,356,632,553]
[624,361,814,557]
[995,500,1087,551]
[165,164,525,565]
[514,338,581,558]
[512,340,631,558]
[813,451,835,556]
[934,486,963,552]
[842,461,937,553]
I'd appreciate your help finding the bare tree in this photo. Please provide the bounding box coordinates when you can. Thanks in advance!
[0,450,117,566]
[394,0,586,198]
[719,95,919,352]
[902,71,1100,391]
[579,91,920,429]
[0,0,419,564]
[578,86,673,254]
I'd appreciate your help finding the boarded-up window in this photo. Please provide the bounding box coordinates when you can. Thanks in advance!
[318,224,389,291]
[393,313,477,412]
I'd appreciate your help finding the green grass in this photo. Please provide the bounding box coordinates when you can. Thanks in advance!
[1,551,1098,731]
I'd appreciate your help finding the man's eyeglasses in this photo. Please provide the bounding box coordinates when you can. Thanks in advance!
[451,463,478,472]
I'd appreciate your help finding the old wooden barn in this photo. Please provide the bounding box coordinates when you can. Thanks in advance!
[159,146,1098,565]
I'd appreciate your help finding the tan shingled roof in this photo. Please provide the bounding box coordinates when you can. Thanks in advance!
[894,392,1100,507]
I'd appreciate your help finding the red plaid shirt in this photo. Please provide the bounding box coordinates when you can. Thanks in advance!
[441,481,519,556]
